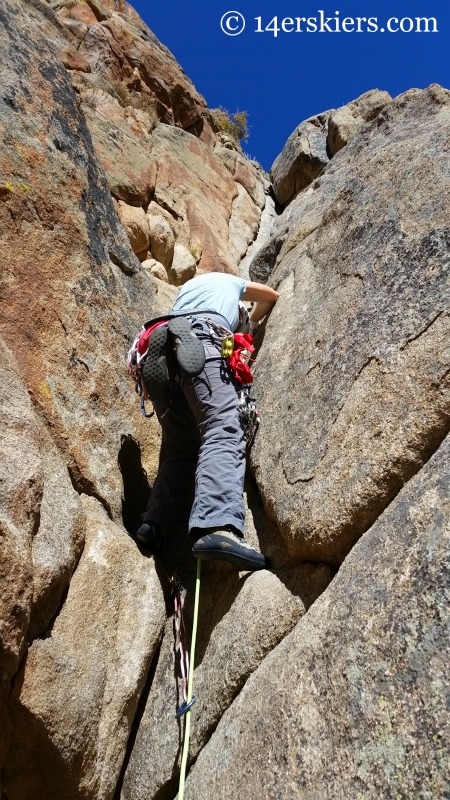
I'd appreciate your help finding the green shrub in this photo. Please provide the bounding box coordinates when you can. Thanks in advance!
[110,81,130,107]
[211,107,249,142]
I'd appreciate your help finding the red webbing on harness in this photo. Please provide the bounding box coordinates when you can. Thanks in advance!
[227,332,255,385]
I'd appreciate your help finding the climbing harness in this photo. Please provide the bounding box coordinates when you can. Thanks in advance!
[177,559,202,800]
[127,311,216,416]
[129,317,261,445]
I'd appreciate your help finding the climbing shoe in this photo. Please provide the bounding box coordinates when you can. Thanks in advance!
[135,521,165,557]
[168,317,205,377]
[141,325,169,401]
[192,527,266,571]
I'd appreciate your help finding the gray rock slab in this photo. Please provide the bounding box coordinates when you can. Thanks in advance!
[120,563,333,800]
[184,429,450,800]
[327,88,392,156]
[271,113,330,206]
[251,85,450,565]
[239,191,277,281]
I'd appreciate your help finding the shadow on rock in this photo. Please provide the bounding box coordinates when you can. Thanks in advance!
[118,434,152,536]
[6,659,82,800]
[245,475,336,610]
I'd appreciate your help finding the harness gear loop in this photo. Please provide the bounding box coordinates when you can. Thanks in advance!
[178,559,202,800]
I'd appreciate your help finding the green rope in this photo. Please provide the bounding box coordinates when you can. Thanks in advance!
[178,558,202,800]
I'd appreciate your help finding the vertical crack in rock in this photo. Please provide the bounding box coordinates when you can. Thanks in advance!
[28,583,70,647]
[399,310,446,349]
[67,464,113,518]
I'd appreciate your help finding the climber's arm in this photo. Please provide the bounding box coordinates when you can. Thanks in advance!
[243,281,279,323]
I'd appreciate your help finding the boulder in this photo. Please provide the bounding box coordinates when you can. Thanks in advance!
[251,85,450,565]
[116,200,150,255]
[141,257,168,282]
[271,112,330,206]
[147,208,175,267]
[167,242,197,285]
[184,428,450,800]
[327,89,392,155]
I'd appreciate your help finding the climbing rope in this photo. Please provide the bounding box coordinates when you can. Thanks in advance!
[177,558,202,800]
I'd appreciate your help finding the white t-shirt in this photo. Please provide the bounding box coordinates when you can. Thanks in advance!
[172,273,247,331]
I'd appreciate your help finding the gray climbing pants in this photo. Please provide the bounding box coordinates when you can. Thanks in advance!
[145,315,247,537]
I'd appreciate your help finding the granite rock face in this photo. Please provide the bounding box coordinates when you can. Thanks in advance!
[56,0,207,130]
[7,497,166,800]
[184,430,450,800]
[0,0,165,525]
[252,85,450,565]
[271,90,392,206]
[0,0,448,797]
[52,0,268,280]
[271,111,330,205]
[0,0,166,792]
[120,562,333,800]
[327,88,392,155]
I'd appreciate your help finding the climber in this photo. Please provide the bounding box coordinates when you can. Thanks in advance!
[134,272,279,572]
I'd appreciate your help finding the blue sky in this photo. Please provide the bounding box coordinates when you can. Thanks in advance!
[131,0,449,170]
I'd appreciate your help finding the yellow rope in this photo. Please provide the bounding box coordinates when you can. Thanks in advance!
[178,558,202,800]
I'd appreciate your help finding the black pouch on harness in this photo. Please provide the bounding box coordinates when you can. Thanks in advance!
[127,315,206,409]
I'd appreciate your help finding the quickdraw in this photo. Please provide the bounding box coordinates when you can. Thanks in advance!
[171,573,197,719]
[237,386,260,445]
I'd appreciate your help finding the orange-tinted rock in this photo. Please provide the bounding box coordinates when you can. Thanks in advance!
[59,44,92,73]
[81,102,157,204]
[116,200,150,255]
[70,8,206,129]
[67,1,98,27]
[151,124,240,273]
